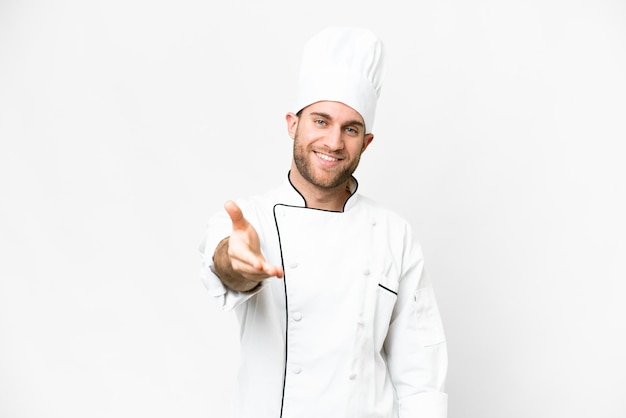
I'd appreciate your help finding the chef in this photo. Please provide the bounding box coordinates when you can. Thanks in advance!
[199,27,448,418]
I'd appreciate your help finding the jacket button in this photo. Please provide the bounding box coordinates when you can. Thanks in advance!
[363,268,370,276]
[289,262,299,269]
[293,312,302,321]
[293,367,302,374]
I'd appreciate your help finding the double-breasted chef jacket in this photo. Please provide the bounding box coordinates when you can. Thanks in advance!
[200,174,448,418]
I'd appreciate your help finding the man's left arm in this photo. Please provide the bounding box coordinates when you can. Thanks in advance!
[384,225,448,418]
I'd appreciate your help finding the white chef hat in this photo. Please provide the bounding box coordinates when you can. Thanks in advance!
[294,27,386,134]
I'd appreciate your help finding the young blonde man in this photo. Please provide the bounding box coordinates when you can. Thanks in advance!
[200,27,448,418]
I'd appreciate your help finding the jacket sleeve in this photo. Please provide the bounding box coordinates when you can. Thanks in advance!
[383,224,448,418]
[198,206,265,311]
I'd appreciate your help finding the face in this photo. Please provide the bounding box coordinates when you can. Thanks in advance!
[286,101,374,190]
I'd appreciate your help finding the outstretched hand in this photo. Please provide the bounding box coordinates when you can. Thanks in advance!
[223,200,284,281]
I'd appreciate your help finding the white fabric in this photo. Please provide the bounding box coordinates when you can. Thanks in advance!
[199,175,448,418]
[294,27,386,133]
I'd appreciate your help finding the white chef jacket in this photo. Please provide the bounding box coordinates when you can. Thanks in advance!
[199,175,448,418]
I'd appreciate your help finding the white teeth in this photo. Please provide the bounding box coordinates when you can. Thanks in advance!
[316,152,338,162]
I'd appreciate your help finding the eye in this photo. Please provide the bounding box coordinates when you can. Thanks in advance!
[314,119,327,126]
[345,127,359,135]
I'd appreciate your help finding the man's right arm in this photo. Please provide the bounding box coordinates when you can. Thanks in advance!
[211,200,284,292]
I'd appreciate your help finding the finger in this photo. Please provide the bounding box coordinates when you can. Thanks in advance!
[231,254,281,278]
[261,262,284,279]
[230,250,264,271]
[231,259,266,277]
[224,200,246,230]
[231,257,283,280]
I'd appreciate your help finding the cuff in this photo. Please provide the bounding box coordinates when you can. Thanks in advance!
[200,261,265,311]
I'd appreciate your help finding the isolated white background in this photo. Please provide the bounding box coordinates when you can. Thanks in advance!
[1,0,625,417]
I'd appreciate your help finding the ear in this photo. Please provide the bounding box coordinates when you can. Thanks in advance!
[285,112,299,139]
[361,133,374,153]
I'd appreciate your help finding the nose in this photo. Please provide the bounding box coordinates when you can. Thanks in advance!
[323,126,344,151]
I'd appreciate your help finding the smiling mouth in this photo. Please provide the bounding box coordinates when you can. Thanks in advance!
[314,151,342,162]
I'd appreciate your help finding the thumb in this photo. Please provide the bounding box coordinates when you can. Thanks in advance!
[224,200,246,230]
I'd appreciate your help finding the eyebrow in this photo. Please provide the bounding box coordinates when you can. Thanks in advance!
[309,112,365,128]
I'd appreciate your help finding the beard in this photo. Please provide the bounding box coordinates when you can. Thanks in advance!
[292,134,362,189]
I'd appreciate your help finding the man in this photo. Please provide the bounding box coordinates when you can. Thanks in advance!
[199,27,448,418]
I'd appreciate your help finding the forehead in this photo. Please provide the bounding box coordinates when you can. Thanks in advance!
[302,101,365,125]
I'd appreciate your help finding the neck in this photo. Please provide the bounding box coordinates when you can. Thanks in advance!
[288,166,352,212]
